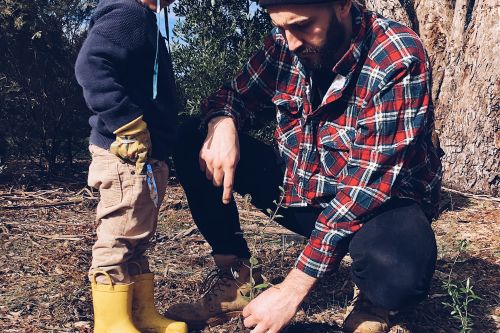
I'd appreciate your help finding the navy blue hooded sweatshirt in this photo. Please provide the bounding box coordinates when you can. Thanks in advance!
[75,0,178,161]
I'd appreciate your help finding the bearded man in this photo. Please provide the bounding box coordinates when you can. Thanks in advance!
[167,0,442,332]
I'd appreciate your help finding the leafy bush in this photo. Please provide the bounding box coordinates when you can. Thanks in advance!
[0,0,97,172]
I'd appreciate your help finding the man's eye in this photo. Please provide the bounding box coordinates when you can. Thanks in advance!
[297,21,311,29]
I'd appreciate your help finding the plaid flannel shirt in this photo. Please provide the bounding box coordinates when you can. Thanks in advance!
[201,6,442,278]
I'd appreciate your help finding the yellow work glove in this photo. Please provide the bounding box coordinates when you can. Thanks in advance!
[110,116,151,174]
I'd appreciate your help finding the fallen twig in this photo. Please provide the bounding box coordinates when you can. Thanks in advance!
[172,226,198,240]
[442,186,500,203]
[1,199,83,210]
[32,233,88,241]
[76,186,95,198]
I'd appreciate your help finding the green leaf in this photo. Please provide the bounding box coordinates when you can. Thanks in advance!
[249,256,259,266]
[254,283,271,290]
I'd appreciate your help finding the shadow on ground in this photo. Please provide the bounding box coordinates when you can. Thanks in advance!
[284,322,342,332]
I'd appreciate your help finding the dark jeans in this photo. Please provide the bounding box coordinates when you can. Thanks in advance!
[173,119,437,310]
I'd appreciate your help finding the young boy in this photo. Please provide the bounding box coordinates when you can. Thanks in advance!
[75,0,186,332]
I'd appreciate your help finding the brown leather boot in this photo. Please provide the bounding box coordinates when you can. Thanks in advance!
[165,255,263,330]
[342,285,390,333]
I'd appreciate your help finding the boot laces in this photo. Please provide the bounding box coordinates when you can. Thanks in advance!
[199,267,238,300]
[351,290,372,310]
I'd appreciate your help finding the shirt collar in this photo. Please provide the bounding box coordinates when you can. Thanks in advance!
[331,4,366,77]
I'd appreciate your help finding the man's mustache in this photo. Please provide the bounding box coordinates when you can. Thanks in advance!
[296,47,321,58]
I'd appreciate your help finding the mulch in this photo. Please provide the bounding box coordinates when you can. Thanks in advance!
[0,163,498,332]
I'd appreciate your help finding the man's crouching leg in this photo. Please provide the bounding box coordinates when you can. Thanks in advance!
[344,199,437,333]
[169,118,290,330]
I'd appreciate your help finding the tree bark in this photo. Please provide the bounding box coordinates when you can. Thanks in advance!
[359,0,500,196]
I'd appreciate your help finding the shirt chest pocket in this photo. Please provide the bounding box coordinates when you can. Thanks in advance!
[272,93,303,152]
[318,126,356,178]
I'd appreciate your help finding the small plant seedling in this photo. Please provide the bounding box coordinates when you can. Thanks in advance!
[241,186,287,301]
[441,239,481,333]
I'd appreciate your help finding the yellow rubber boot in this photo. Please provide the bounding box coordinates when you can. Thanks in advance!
[131,273,188,333]
[91,272,141,333]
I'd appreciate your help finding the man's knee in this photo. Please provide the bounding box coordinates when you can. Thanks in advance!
[351,248,435,310]
[371,263,431,310]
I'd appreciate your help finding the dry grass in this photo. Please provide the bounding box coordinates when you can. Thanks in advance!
[0,162,498,332]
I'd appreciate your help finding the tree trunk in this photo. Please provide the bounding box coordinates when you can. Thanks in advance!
[359,0,500,196]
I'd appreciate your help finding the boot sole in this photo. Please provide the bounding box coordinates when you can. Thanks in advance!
[183,311,242,331]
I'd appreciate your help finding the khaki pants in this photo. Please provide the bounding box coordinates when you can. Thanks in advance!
[87,145,169,283]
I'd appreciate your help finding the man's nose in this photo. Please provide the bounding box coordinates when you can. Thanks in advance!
[285,31,303,52]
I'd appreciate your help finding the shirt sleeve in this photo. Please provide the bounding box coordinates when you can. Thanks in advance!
[200,31,283,128]
[74,3,149,133]
[296,55,433,278]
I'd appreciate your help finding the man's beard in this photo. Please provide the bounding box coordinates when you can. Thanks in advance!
[296,15,346,71]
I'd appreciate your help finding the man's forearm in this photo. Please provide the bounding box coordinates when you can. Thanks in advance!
[207,115,236,131]
[281,268,317,301]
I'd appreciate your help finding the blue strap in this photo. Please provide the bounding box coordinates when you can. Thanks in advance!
[158,8,170,50]
[152,0,161,99]
[153,1,171,100]
[146,163,159,208]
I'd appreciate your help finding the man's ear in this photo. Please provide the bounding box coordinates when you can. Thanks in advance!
[335,0,352,20]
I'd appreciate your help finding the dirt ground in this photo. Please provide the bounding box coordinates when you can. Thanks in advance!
[0,162,499,333]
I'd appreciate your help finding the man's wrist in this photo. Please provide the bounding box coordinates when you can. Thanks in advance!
[281,268,317,300]
[208,115,235,128]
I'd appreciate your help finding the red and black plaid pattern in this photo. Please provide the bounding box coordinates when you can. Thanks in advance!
[201,6,442,278]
